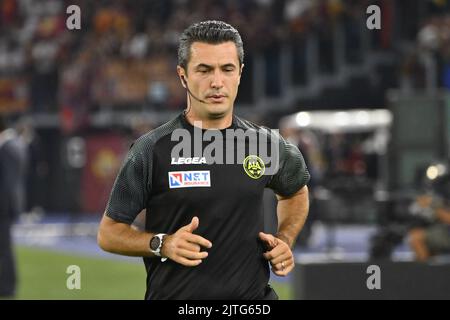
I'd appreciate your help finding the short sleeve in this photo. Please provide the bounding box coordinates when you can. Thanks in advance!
[267,133,310,197]
[105,139,152,224]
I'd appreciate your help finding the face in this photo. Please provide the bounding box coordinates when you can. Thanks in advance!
[178,41,243,119]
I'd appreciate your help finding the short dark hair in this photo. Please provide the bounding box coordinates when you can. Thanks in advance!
[178,20,244,71]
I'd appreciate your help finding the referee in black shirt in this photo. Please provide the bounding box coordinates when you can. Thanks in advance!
[98,20,310,300]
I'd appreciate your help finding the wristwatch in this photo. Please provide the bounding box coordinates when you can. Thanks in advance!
[149,233,168,262]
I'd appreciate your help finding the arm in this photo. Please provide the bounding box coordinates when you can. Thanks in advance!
[259,185,309,276]
[98,215,212,266]
[100,138,212,266]
[261,131,311,276]
[275,185,309,248]
[97,215,154,257]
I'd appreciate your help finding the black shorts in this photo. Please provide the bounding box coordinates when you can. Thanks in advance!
[262,284,279,300]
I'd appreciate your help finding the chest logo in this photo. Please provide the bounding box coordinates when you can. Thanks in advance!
[168,171,211,188]
[171,157,206,165]
[243,155,265,179]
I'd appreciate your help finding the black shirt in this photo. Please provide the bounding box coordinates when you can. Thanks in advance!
[105,113,310,299]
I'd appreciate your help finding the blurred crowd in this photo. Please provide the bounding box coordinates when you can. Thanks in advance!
[1,1,449,118]
[402,1,450,90]
[0,0,387,121]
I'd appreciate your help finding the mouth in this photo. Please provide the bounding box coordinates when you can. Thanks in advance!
[206,94,226,103]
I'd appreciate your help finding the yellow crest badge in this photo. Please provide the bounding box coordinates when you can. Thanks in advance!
[243,155,265,179]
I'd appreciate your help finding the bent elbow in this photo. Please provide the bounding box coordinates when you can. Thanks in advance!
[97,228,105,251]
[97,224,112,252]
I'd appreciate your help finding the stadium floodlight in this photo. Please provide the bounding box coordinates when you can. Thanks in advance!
[295,112,311,127]
[335,112,350,126]
[356,111,370,125]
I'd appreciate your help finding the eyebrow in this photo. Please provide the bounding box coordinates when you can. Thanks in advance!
[195,63,237,69]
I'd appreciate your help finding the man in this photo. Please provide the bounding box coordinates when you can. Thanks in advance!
[409,192,450,261]
[98,20,310,299]
[0,115,26,298]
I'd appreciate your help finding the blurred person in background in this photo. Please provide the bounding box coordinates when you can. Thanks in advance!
[0,115,27,298]
[98,20,310,300]
[408,175,450,262]
[23,121,47,219]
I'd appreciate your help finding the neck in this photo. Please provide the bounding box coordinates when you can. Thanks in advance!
[185,109,233,130]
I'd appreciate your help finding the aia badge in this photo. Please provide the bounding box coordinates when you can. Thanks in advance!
[168,171,211,188]
[243,155,265,179]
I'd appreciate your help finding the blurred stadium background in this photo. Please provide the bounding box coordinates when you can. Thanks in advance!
[1,0,450,299]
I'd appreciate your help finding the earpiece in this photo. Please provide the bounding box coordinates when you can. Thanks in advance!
[180,75,206,104]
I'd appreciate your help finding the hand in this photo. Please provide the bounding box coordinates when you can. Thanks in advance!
[259,232,294,276]
[161,216,212,267]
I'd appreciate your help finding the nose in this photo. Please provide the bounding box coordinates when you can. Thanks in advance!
[210,70,224,89]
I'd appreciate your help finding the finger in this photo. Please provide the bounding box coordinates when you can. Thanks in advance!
[272,267,290,277]
[178,248,209,260]
[179,242,201,252]
[270,252,293,265]
[258,232,271,242]
[180,216,199,233]
[263,244,288,260]
[272,258,294,271]
[185,233,213,248]
[259,232,277,248]
[259,233,279,251]
[176,257,203,267]
[272,263,294,277]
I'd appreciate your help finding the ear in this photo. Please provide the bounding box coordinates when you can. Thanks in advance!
[177,65,187,88]
[237,63,244,85]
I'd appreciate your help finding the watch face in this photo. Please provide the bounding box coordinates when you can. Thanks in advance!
[150,236,161,251]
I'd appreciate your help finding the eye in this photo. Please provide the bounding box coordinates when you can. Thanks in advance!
[197,69,210,74]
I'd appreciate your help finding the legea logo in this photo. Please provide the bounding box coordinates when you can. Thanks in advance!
[171,157,207,165]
